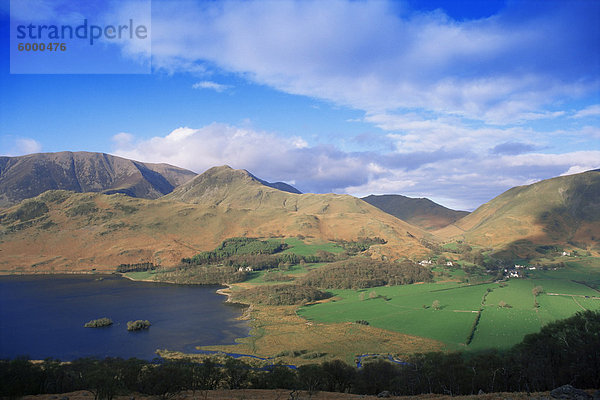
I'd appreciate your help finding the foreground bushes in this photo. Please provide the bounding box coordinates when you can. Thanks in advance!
[2,311,598,398]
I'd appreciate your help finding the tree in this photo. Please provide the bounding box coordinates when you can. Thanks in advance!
[432,300,441,310]
[532,286,544,297]
[321,359,357,393]
[138,361,187,400]
[223,357,249,389]
[297,364,323,397]
[191,358,222,391]
[71,357,123,400]
[498,300,509,308]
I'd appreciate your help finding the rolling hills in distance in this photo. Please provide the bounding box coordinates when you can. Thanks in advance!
[0,151,300,208]
[0,158,430,272]
[0,151,598,273]
[361,194,469,230]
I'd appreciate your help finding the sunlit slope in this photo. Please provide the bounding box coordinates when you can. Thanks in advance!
[435,170,600,253]
[0,167,430,273]
[164,166,432,260]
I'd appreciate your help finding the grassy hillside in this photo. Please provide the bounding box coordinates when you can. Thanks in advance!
[435,170,600,257]
[362,194,469,230]
[0,167,431,273]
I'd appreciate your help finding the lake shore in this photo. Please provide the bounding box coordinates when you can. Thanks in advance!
[0,274,249,361]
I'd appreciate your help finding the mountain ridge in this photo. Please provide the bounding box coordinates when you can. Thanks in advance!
[0,151,197,207]
[361,194,469,230]
[0,165,431,272]
[435,169,600,256]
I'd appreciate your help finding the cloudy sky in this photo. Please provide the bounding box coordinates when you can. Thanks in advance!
[1,0,599,210]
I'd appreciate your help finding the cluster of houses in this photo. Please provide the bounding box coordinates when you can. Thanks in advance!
[419,259,454,267]
[503,264,542,278]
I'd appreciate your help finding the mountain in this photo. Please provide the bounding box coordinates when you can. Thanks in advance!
[435,170,600,256]
[361,194,469,230]
[248,172,302,194]
[0,152,197,208]
[0,166,430,273]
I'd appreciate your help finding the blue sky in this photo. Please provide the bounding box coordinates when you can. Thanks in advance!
[0,0,599,210]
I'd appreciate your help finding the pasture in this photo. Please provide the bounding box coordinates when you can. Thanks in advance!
[299,270,600,350]
[280,238,345,256]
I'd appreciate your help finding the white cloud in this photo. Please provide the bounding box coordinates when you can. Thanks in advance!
[572,104,600,119]
[111,132,135,149]
[15,138,42,154]
[501,151,600,169]
[103,0,599,210]
[0,136,42,156]
[192,81,231,92]
[137,0,599,124]
[112,123,599,210]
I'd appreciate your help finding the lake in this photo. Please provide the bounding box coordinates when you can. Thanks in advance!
[0,275,250,361]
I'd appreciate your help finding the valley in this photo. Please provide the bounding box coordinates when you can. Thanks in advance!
[1,153,599,396]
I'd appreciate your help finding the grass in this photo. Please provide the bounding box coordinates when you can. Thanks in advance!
[442,242,460,251]
[469,307,541,350]
[298,282,491,349]
[529,258,600,289]
[298,272,600,351]
[244,263,325,284]
[197,303,444,366]
[280,238,345,256]
[124,270,157,280]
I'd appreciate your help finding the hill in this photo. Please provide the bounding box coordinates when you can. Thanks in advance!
[0,166,430,273]
[0,152,197,208]
[361,194,468,230]
[247,171,302,194]
[435,170,600,257]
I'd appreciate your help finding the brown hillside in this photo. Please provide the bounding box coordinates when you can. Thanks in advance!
[0,167,430,273]
[435,170,600,256]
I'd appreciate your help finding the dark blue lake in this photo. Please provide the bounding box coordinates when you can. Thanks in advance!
[0,275,249,361]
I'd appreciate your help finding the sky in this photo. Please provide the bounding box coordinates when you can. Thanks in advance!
[0,0,599,211]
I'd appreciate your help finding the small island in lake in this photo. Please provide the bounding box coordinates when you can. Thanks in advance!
[83,317,113,328]
[127,320,151,331]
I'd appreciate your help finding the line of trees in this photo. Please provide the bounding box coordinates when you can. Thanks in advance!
[154,265,248,285]
[116,262,156,273]
[181,237,288,265]
[335,237,387,255]
[3,311,599,398]
[232,284,331,306]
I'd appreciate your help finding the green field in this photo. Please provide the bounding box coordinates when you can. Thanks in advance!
[529,259,600,289]
[244,263,325,284]
[299,269,600,350]
[280,238,345,256]
[299,282,488,349]
[124,270,157,280]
